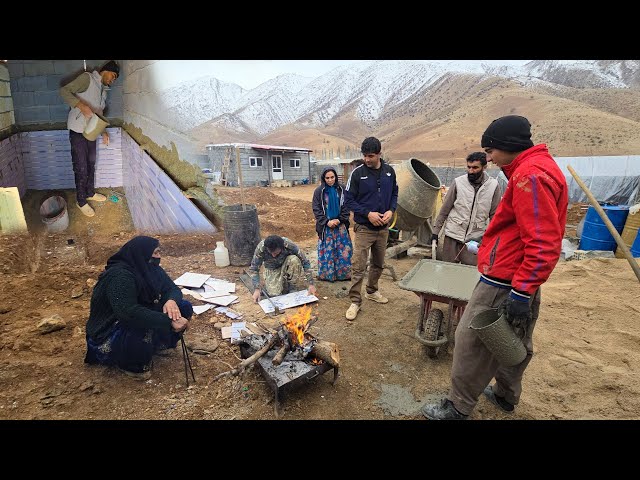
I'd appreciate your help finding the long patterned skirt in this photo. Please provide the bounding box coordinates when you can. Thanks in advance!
[317,223,352,282]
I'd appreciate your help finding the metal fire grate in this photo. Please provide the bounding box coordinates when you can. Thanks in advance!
[239,336,339,418]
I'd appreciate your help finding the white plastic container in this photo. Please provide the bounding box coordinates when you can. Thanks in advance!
[214,241,230,267]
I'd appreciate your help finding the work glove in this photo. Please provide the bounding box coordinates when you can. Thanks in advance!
[502,289,532,330]
[431,234,438,245]
[465,240,479,254]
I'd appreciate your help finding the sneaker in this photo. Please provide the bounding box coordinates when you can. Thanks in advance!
[421,398,468,420]
[77,203,95,217]
[345,303,361,320]
[86,193,107,202]
[483,385,515,413]
[117,367,151,381]
[364,291,388,304]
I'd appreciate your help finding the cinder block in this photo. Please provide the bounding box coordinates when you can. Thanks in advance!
[0,111,14,130]
[34,90,62,105]
[53,60,88,75]
[0,81,10,97]
[11,91,34,108]
[49,105,70,122]
[0,97,14,114]
[0,65,9,82]
[16,76,48,92]
[16,106,50,123]
[47,74,64,90]
[24,61,55,76]
[6,62,24,78]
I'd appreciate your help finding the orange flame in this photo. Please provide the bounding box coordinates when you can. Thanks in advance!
[282,305,313,346]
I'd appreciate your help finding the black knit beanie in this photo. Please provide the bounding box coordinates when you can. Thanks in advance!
[481,115,534,152]
[99,60,120,78]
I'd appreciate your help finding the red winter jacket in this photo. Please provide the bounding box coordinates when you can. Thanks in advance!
[477,144,568,295]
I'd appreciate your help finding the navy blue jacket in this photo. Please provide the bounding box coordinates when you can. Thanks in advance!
[345,160,398,230]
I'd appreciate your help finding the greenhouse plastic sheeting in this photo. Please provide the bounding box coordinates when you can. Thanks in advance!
[432,155,640,205]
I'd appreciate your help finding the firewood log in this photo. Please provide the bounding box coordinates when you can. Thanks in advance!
[272,338,290,366]
[310,341,340,368]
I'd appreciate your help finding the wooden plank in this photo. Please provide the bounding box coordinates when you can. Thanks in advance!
[0,187,28,234]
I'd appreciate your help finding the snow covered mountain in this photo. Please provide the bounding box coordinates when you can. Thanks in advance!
[160,60,639,137]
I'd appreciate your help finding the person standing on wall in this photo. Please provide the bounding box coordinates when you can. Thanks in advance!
[421,115,568,420]
[431,152,501,266]
[59,60,119,217]
[343,137,398,321]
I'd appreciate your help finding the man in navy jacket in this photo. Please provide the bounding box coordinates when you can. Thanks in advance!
[344,137,398,321]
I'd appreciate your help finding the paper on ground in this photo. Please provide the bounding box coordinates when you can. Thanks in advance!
[181,288,203,301]
[200,290,233,299]
[215,306,242,319]
[258,290,318,314]
[174,272,210,288]
[204,278,236,293]
[192,304,213,315]
[202,295,238,306]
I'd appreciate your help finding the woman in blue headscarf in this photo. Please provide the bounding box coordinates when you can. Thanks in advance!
[312,166,352,281]
[84,236,193,379]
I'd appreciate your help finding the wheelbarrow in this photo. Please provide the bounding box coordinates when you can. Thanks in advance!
[398,252,479,358]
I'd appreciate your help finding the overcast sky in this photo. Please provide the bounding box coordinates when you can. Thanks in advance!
[154,60,532,90]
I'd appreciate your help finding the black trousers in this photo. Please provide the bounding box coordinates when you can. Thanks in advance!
[69,130,97,206]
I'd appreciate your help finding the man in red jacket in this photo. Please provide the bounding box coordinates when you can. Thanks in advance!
[422,115,568,420]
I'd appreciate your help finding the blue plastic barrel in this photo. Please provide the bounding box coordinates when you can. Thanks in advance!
[630,229,640,258]
[579,204,629,251]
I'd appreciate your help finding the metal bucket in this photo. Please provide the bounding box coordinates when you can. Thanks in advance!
[394,158,441,231]
[469,309,527,367]
[83,113,110,141]
[40,195,69,233]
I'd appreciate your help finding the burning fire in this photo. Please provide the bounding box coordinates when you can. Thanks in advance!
[282,305,313,346]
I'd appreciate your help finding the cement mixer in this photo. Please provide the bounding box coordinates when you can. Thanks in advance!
[391,158,442,246]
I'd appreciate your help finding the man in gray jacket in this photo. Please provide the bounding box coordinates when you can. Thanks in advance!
[59,60,119,217]
[431,152,501,265]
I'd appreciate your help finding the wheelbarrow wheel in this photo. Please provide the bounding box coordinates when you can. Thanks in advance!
[423,308,445,358]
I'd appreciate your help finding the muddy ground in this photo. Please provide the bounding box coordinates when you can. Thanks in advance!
[1,185,638,420]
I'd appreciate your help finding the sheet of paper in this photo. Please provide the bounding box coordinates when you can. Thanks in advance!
[202,295,238,306]
[200,290,233,299]
[214,306,243,319]
[174,272,211,288]
[181,288,203,301]
[258,290,318,314]
[192,304,212,315]
[221,326,232,339]
[204,278,236,293]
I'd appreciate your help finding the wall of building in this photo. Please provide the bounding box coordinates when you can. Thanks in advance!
[207,146,312,186]
[122,131,216,234]
[20,129,123,190]
[0,134,24,197]
[0,63,16,139]
[6,60,123,128]
[122,61,204,188]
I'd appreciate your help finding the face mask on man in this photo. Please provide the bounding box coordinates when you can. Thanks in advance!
[148,257,161,267]
[467,171,482,183]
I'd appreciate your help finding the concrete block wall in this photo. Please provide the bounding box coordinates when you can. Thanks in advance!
[7,60,123,126]
[122,131,216,234]
[0,63,16,136]
[0,134,25,197]
[20,129,122,190]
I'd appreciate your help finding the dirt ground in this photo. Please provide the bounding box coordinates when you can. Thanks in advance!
[1,185,639,420]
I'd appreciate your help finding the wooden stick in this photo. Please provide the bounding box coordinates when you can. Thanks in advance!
[235,146,245,211]
[212,334,278,381]
[567,165,640,283]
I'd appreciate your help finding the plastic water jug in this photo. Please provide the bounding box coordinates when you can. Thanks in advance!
[214,241,230,267]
